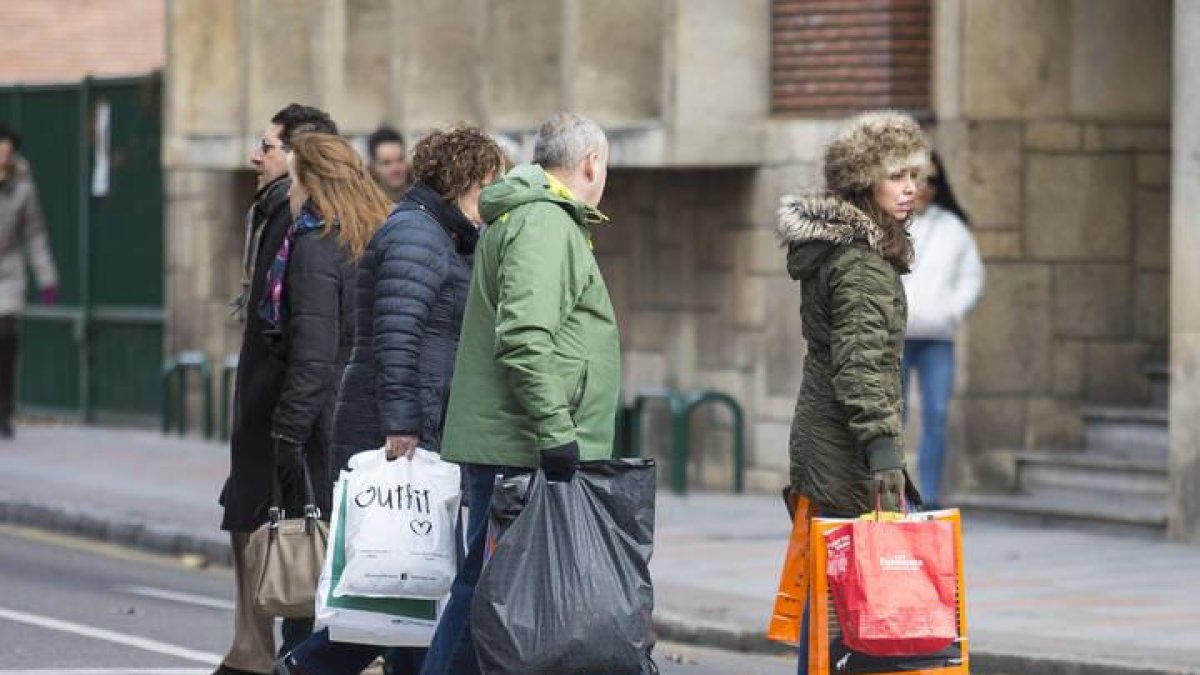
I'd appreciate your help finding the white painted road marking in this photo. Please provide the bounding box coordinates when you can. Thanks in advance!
[0,670,208,675]
[117,586,235,611]
[0,606,222,665]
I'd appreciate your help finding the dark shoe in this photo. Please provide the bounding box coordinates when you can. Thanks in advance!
[0,423,13,440]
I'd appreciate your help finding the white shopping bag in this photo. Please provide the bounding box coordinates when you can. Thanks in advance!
[335,447,461,599]
[316,470,447,647]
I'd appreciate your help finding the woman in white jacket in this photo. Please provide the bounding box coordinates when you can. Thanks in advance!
[903,152,984,508]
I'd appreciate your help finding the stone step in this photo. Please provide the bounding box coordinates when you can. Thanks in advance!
[1081,405,1168,460]
[951,491,1167,537]
[1145,363,1169,409]
[1015,451,1168,498]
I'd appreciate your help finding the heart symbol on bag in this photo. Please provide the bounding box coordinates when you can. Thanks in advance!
[410,520,433,536]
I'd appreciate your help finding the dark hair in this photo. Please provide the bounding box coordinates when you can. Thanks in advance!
[850,190,913,272]
[927,151,971,227]
[367,126,405,161]
[270,103,338,148]
[0,122,20,151]
[412,125,506,202]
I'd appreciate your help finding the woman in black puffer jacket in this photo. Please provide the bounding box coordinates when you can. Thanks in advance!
[281,127,506,675]
[330,125,506,471]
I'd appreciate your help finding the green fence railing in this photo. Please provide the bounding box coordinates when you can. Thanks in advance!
[621,387,746,495]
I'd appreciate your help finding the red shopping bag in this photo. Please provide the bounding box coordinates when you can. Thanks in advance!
[823,518,957,657]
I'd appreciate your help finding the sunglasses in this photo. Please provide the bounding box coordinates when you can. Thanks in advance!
[258,138,285,155]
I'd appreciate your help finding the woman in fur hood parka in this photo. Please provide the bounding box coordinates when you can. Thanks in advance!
[777,110,927,519]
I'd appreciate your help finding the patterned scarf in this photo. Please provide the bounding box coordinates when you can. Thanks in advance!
[258,201,329,329]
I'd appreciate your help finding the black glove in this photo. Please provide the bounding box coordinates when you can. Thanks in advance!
[540,441,580,482]
[865,436,907,512]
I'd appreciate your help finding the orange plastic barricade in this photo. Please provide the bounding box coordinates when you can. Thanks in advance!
[806,509,969,675]
[767,494,813,645]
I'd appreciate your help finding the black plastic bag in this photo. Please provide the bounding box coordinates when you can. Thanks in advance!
[471,458,657,675]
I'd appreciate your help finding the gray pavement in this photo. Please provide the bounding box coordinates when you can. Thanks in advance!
[0,526,793,675]
[2,425,1199,674]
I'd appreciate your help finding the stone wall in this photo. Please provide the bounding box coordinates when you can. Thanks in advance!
[164,169,253,383]
[593,140,832,490]
[932,0,1172,493]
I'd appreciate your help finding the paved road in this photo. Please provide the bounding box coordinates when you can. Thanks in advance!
[0,525,794,675]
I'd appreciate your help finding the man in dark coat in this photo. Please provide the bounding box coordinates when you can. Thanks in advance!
[215,104,339,675]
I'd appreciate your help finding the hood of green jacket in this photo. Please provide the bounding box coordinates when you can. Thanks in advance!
[480,163,606,229]
[777,193,888,281]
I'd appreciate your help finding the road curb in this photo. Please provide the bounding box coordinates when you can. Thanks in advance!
[3,499,1196,675]
[651,608,1199,675]
[0,499,231,566]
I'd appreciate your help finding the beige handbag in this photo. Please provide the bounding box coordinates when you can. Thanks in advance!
[246,459,328,618]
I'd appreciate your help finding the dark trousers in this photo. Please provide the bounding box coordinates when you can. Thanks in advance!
[0,315,17,429]
[286,627,426,675]
[420,464,525,675]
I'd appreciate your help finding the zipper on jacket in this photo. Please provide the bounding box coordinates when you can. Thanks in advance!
[568,364,589,420]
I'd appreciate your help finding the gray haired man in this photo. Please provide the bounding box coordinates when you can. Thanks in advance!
[421,112,619,675]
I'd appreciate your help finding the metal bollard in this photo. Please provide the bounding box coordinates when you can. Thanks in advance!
[682,390,746,494]
[627,387,688,494]
[161,351,214,439]
[219,354,239,441]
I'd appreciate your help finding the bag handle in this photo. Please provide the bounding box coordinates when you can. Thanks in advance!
[268,449,321,530]
[872,483,910,521]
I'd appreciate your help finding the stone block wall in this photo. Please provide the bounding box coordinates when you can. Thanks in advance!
[165,169,253,421]
[594,156,828,492]
[931,0,1172,492]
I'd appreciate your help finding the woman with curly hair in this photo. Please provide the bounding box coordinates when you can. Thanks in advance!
[776,111,928,671]
[278,125,506,675]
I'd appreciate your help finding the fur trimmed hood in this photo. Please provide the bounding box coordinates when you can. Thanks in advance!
[777,192,893,281]
[777,192,887,253]
[824,110,929,197]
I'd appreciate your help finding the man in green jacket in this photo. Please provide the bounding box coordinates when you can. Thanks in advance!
[423,112,620,675]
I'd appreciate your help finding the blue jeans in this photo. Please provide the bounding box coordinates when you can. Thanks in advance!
[420,464,524,675]
[902,339,956,506]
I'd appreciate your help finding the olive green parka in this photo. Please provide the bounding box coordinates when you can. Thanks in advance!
[778,193,912,516]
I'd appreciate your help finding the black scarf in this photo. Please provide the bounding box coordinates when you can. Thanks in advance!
[403,181,479,255]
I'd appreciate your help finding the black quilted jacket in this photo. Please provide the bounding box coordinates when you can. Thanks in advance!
[331,181,477,468]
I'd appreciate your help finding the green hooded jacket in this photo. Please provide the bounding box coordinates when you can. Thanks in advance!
[440,164,621,468]
[776,193,910,515]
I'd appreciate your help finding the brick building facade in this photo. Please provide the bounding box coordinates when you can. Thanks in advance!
[0,1,164,82]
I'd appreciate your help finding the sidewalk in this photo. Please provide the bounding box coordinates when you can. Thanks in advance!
[1,425,1198,675]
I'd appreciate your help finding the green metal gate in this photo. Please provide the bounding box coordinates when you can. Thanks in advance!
[0,75,164,424]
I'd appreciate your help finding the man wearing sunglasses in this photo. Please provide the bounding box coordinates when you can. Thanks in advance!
[216,103,338,675]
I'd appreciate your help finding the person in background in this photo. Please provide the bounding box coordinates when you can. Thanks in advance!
[901,151,984,509]
[367,126,411,203]
[216,104,342,675]
[0,122,57,440]
[277,125,505,675]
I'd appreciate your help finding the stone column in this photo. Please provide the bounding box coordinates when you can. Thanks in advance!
[1168,0,1200,543]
